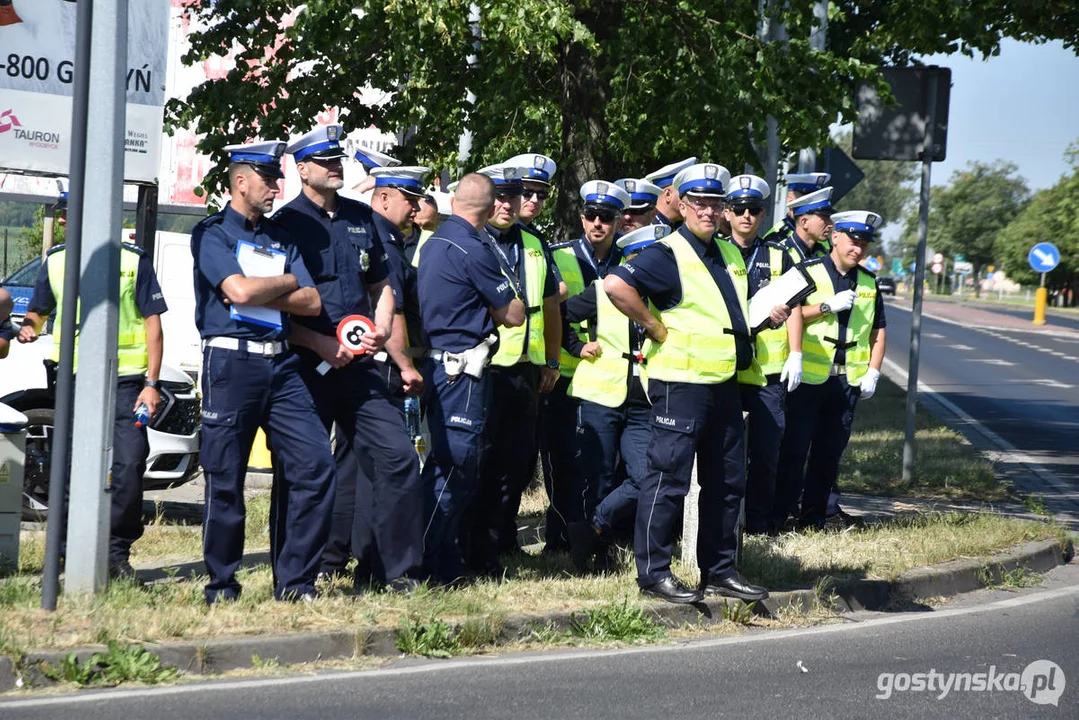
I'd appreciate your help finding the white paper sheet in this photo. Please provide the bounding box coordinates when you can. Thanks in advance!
[230,240,286,329]
[748,266,814,332]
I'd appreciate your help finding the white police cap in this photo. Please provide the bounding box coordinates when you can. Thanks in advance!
[354,146,401,171]
[224,140,287,178]
[426,186,453,216]
[287,124,348,162]
[477,163,526,193]
[616,223,671,255]
[644,157,698,188]
[614,178,663,209]
[674,163,730,198]
[787,186,834,216]
[369,166,431,198]
[505,153,557,185]
[784,172,830,193]
[579,180,632,210]
[726,174,770,202]
[830,211,883,240]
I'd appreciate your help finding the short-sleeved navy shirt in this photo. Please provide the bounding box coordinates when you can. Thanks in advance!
[419,216,517,353]
[728,237,795,298]
[191,205,314,341]
[783,230,829,263]
[561,236,623,286]
[28,244,168,319]
[815,254,886,366]
[272,192,389,336]
[488,223,558,301]
[0,316,14,342]
[611,225,753,370]
[372,212,422,347]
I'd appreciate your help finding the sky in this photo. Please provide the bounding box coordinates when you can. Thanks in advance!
[920,39,1079,191]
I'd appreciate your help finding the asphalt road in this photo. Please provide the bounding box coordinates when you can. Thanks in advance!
[936,298,1079,332]
[4,564,1076,719]
[883,297,1079,524]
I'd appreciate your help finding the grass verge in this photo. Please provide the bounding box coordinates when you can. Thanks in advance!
[0,511,1062,653]
[839,375,1004,500]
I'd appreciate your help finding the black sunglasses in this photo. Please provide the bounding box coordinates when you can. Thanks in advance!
[522,188,550,201]
[584,209,617,223]
[729,204,764,217]
[624,205,655,216]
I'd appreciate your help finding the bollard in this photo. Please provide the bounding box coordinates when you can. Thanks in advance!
[0,404,29,572]
[1033,287,1048,326]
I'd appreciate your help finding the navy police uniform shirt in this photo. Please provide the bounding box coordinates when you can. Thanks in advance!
[272,193,389,336]
[192,205,314,341]
[29,243,168,319]
[419,216,517,353]
[813,254,886,366]
[568,236,622,286]
[489,223,558,301]
[611,225,753,371]
[371,213,423,346]
[0,316,14,342]
[783,231,828,263]
[733,237,794,298]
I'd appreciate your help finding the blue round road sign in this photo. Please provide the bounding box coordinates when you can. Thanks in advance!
[864,257,882,272]
[1028,242,1060,273]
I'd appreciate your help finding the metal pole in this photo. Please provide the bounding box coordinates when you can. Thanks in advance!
[759,0,787,229]
[64,0,130,595]
[41,0,94,611]
[135,183,159,258]
[901,69,939,483]
[2,228,7,277]
[456,4,481,176]
[797,1,829,174]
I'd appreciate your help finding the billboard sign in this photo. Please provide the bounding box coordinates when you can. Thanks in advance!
[0,0,169,183]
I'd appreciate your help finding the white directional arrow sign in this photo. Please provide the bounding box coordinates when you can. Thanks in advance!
[1028,242,1061,273]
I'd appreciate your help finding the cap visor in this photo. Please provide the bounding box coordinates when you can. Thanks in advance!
[304,149,348,161]
[394,185,427,198]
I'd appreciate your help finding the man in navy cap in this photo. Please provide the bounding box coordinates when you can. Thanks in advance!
[418,173,525,584]
[644,157,697,230]
[721,175,804,535]
[463,163,561,575]
[776,186,835,264]
[272,126,424,593]
[615,178,662,232]
[541,179,631,557]
[763,172,831,246]
[562,224,669,572]
[191,139,335,604]
[774,211,886,531]
[604,162,769,604]
[505,153,557,234]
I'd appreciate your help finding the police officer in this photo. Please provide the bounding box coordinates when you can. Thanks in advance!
[406,189,446,263]
[721,175,804,535]
[463,163,561,575]
[762,172,831,246]
[644,157,697,230]
[564,223,669,572]
[191,140,335,604]
[773,185,835,264]
[614,178,663,232]
[545,179,631,561]
[604,163,768,604]
[506,153,557,234]
[273,127,424,593]
[773,211,886,531]
[348,146,401,198]
[418,173,525,584]
[0,288,13,359]
[18,239,168,582]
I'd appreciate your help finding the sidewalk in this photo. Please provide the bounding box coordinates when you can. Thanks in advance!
[892,296,1079,335]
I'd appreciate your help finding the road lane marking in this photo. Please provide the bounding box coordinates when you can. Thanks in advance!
[1013,379,1075,389]
[966,358,1015,366]
[924,332,945,339]
[948,344,974,351]
[4,584,1077,710]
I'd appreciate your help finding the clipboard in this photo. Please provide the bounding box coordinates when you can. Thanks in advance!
[748,264,816,333]
[230,240,287,329]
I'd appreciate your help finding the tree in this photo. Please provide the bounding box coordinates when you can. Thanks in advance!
[168,1,1079,236]
[897,161,1029,296]
[995,147,1079,305]
[830,129,917,231]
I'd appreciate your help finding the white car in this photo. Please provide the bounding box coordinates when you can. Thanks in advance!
[0,332,201,520]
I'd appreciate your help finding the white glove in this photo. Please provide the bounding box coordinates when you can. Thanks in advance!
[780,352,803,392]
[821,289,857,313]
[859,367,880,399]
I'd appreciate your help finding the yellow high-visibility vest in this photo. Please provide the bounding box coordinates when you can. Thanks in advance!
[800,258,877,385]
[551,244,587,377]
[569,280,645,407]
[491,227,548,367]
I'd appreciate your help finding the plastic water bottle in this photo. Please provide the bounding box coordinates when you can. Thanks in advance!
[134,402,151,429]
[404,396,425,454]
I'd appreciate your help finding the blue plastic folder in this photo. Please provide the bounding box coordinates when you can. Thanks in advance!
[229,240,286,329]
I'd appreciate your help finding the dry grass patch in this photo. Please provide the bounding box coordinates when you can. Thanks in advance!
[840,376,1003,500]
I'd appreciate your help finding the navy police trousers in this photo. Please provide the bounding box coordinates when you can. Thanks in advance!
[739,379,786,534]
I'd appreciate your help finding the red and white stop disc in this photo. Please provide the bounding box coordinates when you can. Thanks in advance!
[336,314,375,355]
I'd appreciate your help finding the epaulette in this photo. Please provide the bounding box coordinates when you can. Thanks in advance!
[548,238,578,251]
[121,241,147,257]
[802,256,826,268]
[194,211,226,230]
[763,239,787,250]
[45,244,66,257]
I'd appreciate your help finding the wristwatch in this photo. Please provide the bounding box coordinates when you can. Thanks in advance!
[144,379,161,390]
[820,302,832,314]
[545,359,560,370]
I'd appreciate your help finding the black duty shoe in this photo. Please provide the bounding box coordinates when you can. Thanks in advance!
[567,521,598,572]
[641,576,705,604]
[386,577,423,595]
[824,508,864,530]
[701,572,769,602]
[108,558,143,585]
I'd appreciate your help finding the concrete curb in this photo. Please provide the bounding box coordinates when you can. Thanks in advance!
[3,538,1072,690]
